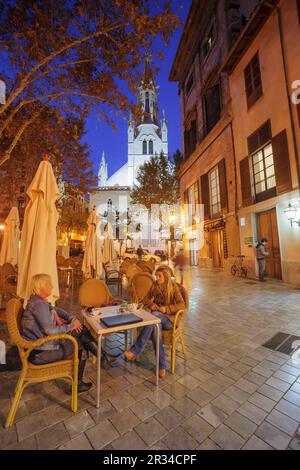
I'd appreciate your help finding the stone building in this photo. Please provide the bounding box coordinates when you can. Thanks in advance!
[170,0,259,269]
[223,0,300,284]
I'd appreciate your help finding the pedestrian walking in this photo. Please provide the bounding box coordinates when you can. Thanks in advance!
[256,238,269,282]
[137,245,144,261]
[173,248,188,285]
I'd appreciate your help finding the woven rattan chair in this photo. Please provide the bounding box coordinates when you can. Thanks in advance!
[162,283,188,374]
[126,264,143,284]
[78,279,128,350]
[129,272,154,304]
[157,264,174,278]
[56,255,66,266]
[103,263,122,295]
[5,298,79,428]
[0,263,18,311]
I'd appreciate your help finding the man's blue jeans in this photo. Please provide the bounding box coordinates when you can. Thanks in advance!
[130,311,173,369]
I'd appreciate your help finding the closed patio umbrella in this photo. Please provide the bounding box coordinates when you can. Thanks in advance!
[17,157,60,305]
[82,206,103,278]
[0,207,20,267]
[102,222,117,266]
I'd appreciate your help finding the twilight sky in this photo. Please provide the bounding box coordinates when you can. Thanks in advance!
[85,0,191,180]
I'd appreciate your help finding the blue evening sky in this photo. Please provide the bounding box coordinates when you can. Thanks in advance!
[85,0,191,179]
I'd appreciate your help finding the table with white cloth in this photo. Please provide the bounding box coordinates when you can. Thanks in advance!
[82,306,161,408]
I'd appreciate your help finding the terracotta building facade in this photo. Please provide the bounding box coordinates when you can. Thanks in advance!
[223,0,300,284]
[170,0,259,270]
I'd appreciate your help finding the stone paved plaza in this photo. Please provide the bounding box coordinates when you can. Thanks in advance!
[1,268,300,450]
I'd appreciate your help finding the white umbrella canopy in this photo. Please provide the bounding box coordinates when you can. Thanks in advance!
[0,207,20,267]
[82,207,103,278]
[17,158,60,305]
[102,222,117,266]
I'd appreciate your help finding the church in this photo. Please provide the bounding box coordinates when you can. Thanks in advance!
[90,58,168,240]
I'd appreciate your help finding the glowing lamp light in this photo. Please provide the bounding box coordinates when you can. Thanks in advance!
[0,224,5,231]
[284,202,300,227]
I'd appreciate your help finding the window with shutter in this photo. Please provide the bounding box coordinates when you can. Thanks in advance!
[184,120,197,160]
[272,129,293,195]
[208,166,221,217]
[247,120,271,154]
[239,157,253,207]
[244,52,263,109]
[204,84,221,134]
[201,173,210,220]
[218,159,228,212]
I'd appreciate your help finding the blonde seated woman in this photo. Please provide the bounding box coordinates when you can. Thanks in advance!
[21,274,119,392]
[124,267,185,377]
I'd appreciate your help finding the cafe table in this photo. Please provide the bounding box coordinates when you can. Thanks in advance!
[82,305,161,408]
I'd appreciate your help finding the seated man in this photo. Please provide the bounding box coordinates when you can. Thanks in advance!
[22,273,119,392]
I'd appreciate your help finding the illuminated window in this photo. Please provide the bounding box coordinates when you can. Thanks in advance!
[251,143,276,195]
[209,166,221,216]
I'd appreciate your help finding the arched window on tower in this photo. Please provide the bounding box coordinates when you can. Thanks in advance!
[107,199,113,212]
[143,140,147,155]
[149,140,153,154]
[145,92,150,114]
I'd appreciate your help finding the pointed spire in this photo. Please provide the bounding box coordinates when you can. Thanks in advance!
[142,55,154,85]
[101,150,105,163]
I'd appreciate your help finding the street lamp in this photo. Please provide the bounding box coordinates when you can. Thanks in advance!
[284,201,300,227]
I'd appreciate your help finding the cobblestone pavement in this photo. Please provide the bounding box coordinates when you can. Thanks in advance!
[1,267,300,450]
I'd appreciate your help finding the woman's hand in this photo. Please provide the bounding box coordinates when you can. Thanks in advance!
[71,318,83,333]
[158,306,167,314]
[150,303,159,311]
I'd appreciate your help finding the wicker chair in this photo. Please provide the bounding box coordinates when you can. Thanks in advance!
[5,298,79,428]
[126,264,143,284]
[78,279,128,351]
[56,255,66,266]
[162,283,188,374]
[103,263,122,295]
[129,272,154,304]
[157,264,174,278]
[136,260,154,275]
[0,263,18,310]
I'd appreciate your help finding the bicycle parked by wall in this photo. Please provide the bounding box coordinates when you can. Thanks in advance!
[230,255,248,278]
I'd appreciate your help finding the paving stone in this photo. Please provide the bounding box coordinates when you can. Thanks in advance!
[255,422,291,450]
[177,374,201,390]
[290,382,300,394]
[130,398,159,421]
[148,389,174,410]
[248,392,276,413]
[223,386,250,405]
[209,373,235,388]
[283,390,300,406]
[111,430,147,450]
[198,403,228,428]
[238,402,268,425]
[0,426,18,449]
[275,399,300,421]
[199,380,225,397]
[221,367,244,381]
[134,417,167,447]
[288,438,300,450]
[279,364,300,377]
[242,435,273,450]
[36,422,70,450]
[162,426,198,450]
[16,412,48,441]
[109,408,140,435]
[4,435,37,450]
[266,377,291,393]
[257,384,284,402]
[154,406,184,431]
[64,410,95,438]
[225,412,257,439]
[211,394,240,415]
[109,390,136,412]
[197,438,221,450]
[266,409,299,436]
[127,382,152,401]
[182,414,214,444]
[190,368,214,383]
[243,370,267,386]
[235,378,259,394]
[172,396,201,418]
[210,424,245,450]
[273,371,297,385]
[186,387,214,407]
[85,419,119,449]
[162,382,188,400]
[59,434,93,450]
[87,400,117,424]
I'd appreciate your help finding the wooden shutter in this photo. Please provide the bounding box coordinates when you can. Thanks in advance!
[218,159,228,211]
[297,0,300,24]
[201,173,210,220]
[297,103,300,127]
[239,157,253,207]
[244,52,262,108]
[272,129,292,195]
